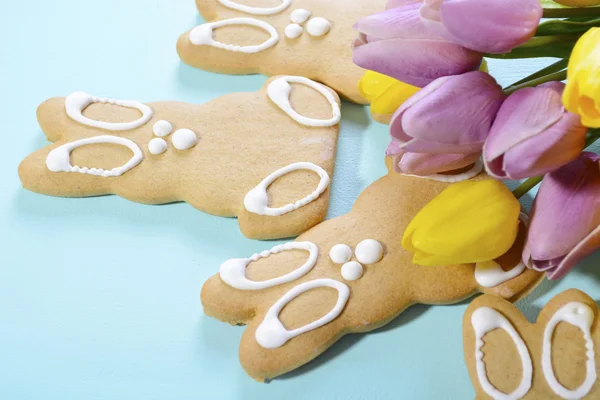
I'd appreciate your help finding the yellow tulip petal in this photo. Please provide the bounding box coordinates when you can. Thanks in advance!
[358,71,399,103]
[371,81,420,116]
[402,180,521,266]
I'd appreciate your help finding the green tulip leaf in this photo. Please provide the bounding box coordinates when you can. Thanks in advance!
[485,36,578,60]
[536,17,600,36]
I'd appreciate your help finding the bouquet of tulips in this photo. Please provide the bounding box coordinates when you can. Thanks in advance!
[352,0,600,280]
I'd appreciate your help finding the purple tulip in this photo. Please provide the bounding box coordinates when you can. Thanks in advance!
[420,0,543,53]
[390,71,505,154]
[523,152,600,280]
[484,82,588,180]
[352,0,482,88]
[386,139,480,175]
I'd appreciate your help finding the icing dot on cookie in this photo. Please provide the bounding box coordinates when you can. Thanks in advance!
[153,120,172,137]
[148,138,167,155]
[306,17,331,37]
[285,24,303,39]
[355,239,383,264]
[341,261,363,281]
[291,9,311,24]
[329,244,352,264]
[172,129,197,151]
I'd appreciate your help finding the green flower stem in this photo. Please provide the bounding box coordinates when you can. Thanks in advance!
[507,59,568,88]
[585,129,600,148]
[484,36,578,60]
[543,7,600,18]
[504,70,567,95]
[513,176,543,199]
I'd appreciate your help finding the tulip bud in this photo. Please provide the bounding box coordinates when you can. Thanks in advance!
[420,0,543,53]
[402,179,521,266]
[352,1,482,88]
[391,71,505,155]
[523,152,600,280]
[484,82,588,180]
[563,28,600,128]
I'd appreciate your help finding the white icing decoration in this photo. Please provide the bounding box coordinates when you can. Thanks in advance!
[172,129,197,151]
[542,302,596,399]
[220,241,318,291]
[267,76,341,127]
[153,120,172,137]
[217,0,292,15]
[291,9,311,24]
[65,92,152,131]
[306,17,331,37]
[341,261,363,281]
[148,138,167,155]
[244,162,330,217]
[400,159,484,183]
[355,239,383,265]
[189,18,279,54]
[471,307,533,400]
[255,279,350,348]
[329,244,352,264]
[285,24,303,39]
[46,135,143,177]
[475,213,529,288]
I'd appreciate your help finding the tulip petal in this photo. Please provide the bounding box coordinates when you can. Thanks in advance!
[386,139,404,156]
[355,2,432,40]
[440,0,542,53]
[401,137,485,154]
[397,152,481,175]
[546,225,600,280]
[371,81,421,117]
[526,152,600,262]
[358,71,398,103]
[419,0,453,39]
[399,71,505,153]
[352,38,482,88]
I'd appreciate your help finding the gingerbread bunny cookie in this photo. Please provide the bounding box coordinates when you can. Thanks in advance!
[201,158,544,380]
[177,0,387,104]
[464,289,600,399]
[18,76,341,240]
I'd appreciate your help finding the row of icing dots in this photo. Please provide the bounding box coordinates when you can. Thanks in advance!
[149,121,198,155]
[285,10,331,39]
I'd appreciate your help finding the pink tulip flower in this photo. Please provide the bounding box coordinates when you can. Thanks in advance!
[523,152,600,280]
[386,140,480,175]
[352,0,482,88]
[390,71,505,154]
[420,0,542,53]
[484,82,588,180]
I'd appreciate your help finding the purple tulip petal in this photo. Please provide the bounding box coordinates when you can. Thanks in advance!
[400,137,485,154]
[386,139,405,156]
[397,151,481,175]
[525,152,600,262]
[354,3,434,41]
[419,0,452,39]
[546,225,600,280]
[399,71,504,152]
[352,38,482,88]
[440,0,542,53]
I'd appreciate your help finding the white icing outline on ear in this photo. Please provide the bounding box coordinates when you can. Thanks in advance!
[255,279,350,349]
[267,76,341,127]
[217,0,292,15]
[65,92,153,131]
[475,213,528,288]
[220,242,319,291]
[46,135,143,177]
[400,159,484,183]
[244,162,330,217]
[471,307,532,400]
[189,18,279,54]
[542,302,596,399]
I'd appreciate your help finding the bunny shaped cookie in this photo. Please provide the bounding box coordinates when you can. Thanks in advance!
[201,159,544,380]
[18,76,341,240]
[464,289,600,399]
[177,0,388,104]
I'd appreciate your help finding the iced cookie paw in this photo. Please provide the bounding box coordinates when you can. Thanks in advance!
[18,76,341,240]
[201,167,545,380]
[177,0,389,104]
[464,289,600,399]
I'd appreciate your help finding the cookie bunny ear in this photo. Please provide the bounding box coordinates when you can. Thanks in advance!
[463,295,534,400]
[37,97,74,142]
[195,0,219,21]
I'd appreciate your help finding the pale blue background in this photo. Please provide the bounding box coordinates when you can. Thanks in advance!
[1,1,599,399]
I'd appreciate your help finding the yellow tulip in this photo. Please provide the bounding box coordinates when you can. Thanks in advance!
[552,0,600,6]
[563,28,600,128]
[402,179,521,266]
[359,61,489,124]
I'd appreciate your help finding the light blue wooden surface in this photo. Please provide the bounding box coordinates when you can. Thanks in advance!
[1,1,599,399]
